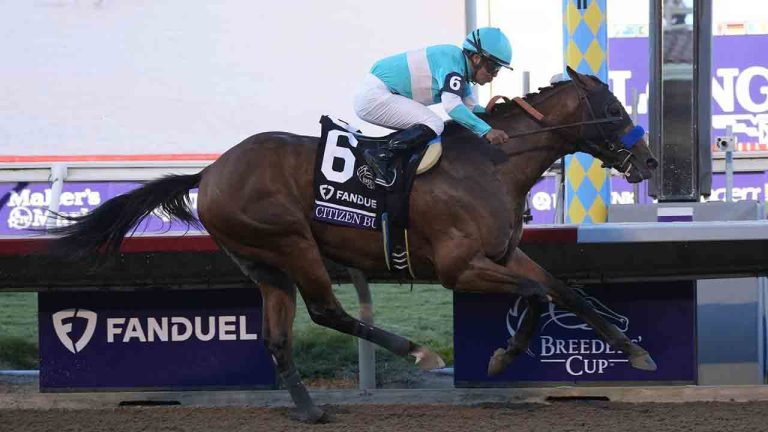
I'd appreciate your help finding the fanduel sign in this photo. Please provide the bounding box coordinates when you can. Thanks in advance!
[105,315,257,343]
[52,312,258,351]
[39,290,275,390]
[453,282,696,385]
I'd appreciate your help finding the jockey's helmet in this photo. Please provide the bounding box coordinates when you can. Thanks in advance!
[462,27,513,69]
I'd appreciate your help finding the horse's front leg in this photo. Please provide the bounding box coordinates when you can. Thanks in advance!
[434,244,551,375]
[503,248,657,373]
[288,240,446,371]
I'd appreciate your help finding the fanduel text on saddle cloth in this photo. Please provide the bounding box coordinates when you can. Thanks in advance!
[313,116,381,230]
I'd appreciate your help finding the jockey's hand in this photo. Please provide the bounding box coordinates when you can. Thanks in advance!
[485,129,509,145]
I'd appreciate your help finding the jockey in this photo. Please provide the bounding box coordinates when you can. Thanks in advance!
[354,27,513,186]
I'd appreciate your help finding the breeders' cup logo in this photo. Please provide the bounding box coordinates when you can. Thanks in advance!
[319,185,335,200]
[356,165,375,190]
[506,289,641,376]
[52,309,98,354]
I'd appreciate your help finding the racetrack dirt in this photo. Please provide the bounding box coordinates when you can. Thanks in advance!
[3,400,768,432]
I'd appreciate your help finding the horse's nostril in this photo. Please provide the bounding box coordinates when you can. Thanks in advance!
[647,158,659,170]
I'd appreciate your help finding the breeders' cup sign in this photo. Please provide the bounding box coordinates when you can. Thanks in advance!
[506,289,634,376]
[39,290,275,390]
[453,282,696,384]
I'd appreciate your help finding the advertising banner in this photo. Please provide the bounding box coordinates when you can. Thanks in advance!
[608,35,768,151]
[454,281,696,385]
[38,289,275,390]
[0,182,202,236]
[2,172,766,234]
[526,171,767,224]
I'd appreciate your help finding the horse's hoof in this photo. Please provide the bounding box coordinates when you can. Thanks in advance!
[487,348,508,376]
[629,352,658,371]
[290,406,330,424]
[410,345,446,370]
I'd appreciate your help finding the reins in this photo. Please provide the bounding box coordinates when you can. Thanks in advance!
[485,92,622,140]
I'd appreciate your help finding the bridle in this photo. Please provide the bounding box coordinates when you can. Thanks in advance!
[488,81,645,175]
[570,80,642,174]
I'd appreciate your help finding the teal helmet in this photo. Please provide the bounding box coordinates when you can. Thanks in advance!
[462,27,513,68]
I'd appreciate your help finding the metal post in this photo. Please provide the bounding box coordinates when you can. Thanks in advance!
[631,88,641,204]
[46,163,68,230]
[697,0,713,197]
[725,125,734,202]
[348,268,375,390]
[466,0,478,97]
[554,159,565,224]
[650,0,712,201]
[522,70,531,95]
[465,0,477,35]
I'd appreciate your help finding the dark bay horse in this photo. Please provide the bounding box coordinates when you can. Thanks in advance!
[51,67,658,422]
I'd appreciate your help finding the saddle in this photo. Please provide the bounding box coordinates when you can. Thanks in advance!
[312,116,442,278]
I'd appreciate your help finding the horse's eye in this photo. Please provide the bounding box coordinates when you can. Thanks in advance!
[608,104,622,117]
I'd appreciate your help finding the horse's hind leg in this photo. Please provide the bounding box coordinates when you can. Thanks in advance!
[223,249,327,423]
[287,241,445,370]
[261,278,328,423]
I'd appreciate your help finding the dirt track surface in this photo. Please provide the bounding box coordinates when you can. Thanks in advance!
[2,401,768,432]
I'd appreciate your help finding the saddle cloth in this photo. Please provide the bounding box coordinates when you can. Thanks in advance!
[312,115,441,231]
[313,116,441,278]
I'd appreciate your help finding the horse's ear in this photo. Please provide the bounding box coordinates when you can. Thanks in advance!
[566,66,592,89]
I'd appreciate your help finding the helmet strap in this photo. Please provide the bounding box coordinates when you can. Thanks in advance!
[464,50,481,83]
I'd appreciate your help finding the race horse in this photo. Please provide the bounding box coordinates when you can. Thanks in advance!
[51,67,658,422]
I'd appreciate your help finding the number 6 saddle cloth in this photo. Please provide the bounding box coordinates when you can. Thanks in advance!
[312,115,442,278]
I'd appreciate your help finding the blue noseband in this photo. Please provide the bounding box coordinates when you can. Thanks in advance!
[620,125,645,150]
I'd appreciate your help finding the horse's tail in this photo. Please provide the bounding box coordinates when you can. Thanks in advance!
[49,172,203,259]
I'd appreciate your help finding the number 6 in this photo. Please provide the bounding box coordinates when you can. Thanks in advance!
[449,75,461,91]
[321,130,358,183]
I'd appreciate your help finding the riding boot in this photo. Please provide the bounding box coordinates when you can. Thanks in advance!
[363,124,437,187]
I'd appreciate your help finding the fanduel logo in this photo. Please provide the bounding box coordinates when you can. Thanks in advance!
[53,309,98,354]
[319,185,335,200]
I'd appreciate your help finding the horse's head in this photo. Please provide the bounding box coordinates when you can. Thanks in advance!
[564,66,658,183]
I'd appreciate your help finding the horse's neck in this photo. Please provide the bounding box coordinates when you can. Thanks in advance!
[490,92,581,194]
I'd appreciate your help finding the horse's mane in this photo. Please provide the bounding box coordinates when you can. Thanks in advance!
[437,80,584,163]
[521,79,575,105]
[442,79,574,137]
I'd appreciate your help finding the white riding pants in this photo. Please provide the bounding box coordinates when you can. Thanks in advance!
[353,74,444,135]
